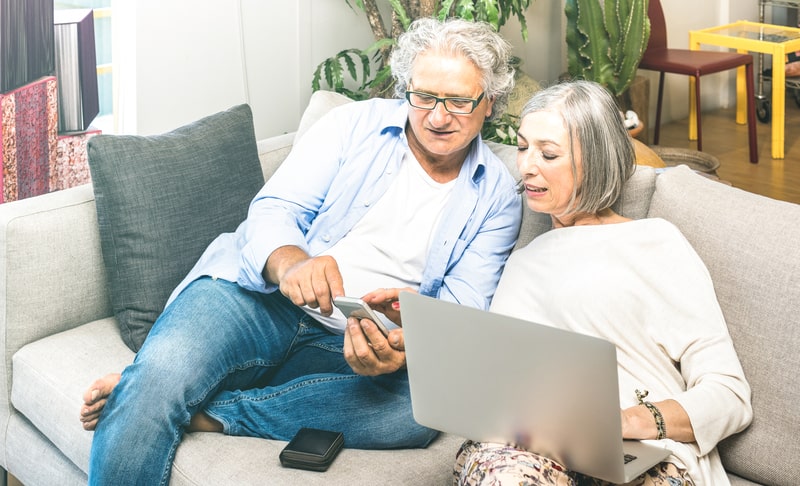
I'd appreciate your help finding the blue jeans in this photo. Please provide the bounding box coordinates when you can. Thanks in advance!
[88,277,437,485]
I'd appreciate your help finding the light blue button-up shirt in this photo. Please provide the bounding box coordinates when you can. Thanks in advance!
[169,98,522,319]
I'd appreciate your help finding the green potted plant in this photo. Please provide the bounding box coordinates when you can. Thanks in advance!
[312,0,534,143]
[564,0,650,126]
[314,0,532,98]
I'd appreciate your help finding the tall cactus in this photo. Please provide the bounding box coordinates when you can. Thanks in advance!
[565,0,650,97]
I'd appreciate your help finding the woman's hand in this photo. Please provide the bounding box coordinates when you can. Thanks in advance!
[360,287,416,326]
[621,399,696,442]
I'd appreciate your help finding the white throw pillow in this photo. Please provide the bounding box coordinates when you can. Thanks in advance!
[295,91,354,141]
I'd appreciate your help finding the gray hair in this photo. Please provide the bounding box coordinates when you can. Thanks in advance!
[390,17,515,121]
[520,80,635,215]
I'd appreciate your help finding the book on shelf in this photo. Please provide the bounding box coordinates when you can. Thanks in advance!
[1,76,58,203]
[0,0,55,93]
[54,8,99,133]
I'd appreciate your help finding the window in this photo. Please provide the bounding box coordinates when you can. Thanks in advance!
[55,1,113,132]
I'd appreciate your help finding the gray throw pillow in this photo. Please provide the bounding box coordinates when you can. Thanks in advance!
[88,104,264,352]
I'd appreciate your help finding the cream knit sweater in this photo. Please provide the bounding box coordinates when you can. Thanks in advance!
[490,218,752,486]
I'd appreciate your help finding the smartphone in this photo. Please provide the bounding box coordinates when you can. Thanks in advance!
[333,296,390,337]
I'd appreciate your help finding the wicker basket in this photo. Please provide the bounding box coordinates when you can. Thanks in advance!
[649,147,721,177]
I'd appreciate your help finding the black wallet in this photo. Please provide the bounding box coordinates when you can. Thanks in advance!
[279,427,344,472]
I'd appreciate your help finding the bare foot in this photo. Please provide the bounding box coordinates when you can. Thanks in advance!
[79,372,222,434]
[187,411,223,433]
[79,373,121,431]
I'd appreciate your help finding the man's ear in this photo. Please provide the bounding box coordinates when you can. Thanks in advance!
[485,96,495,118]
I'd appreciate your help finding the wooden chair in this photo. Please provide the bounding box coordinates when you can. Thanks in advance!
[638,0,758,163]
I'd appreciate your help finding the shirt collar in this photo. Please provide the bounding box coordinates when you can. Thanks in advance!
[384,99,487,184]
[382,99,410,134]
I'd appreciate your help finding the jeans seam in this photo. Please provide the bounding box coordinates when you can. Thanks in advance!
[185,359,275,408]
[160,425,185,485]
[208,374,358,406]
[297,314,344,354]
[186,315,308,409]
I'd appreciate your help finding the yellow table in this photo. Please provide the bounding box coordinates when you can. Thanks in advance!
[690,20,800,159]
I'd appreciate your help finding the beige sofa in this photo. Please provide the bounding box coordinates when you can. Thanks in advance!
[0,92,798,485]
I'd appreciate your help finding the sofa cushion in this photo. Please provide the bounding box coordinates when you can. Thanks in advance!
[11,319,134,472]
[296,90,353,140]
[647,165,800,486]
[87,105,264,351]
[10,319,463,484]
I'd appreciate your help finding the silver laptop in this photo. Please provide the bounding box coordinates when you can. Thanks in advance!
[399,292,670,484]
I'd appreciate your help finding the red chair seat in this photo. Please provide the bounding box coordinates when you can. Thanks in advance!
[640,49,754,76]
[637,0,758,163]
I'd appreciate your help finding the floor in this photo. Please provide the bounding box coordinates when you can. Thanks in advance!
[651,93,800,205]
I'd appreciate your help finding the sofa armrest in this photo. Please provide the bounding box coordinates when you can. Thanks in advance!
[0,183,112,340]
[0,130,294,353]
[0,184,112,437]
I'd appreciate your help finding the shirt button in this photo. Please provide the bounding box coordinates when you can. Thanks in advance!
[363,201,371,207]
[322,234,331,242]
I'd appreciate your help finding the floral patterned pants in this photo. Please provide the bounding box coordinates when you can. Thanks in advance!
[453,441,693,486]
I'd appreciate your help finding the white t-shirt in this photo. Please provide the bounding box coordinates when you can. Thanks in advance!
[305,150,455,332]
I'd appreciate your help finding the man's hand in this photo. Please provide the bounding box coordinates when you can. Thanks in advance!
[264,246,344,316]
[344,317,406,376]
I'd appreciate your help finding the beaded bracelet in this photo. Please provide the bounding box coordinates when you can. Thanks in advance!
[635,389,667,440]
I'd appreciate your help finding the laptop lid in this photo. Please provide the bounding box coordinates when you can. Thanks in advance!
[399,292,669,483]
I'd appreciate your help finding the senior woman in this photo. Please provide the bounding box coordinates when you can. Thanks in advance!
[453,80,752,486]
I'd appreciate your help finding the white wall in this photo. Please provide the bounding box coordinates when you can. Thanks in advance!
[506,0,564,86]
[117,0,762,139]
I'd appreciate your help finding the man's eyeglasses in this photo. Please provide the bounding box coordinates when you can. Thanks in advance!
[405,90,485,115]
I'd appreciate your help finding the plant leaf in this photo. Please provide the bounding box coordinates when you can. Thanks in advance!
[475,0,501,29]
[453,0,476,22]
[614,0,649,94]
[387,0,411,30]
[438,0,457,21]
